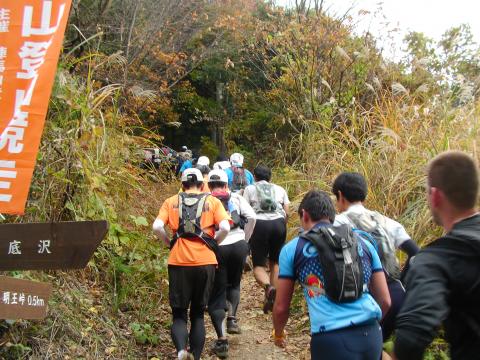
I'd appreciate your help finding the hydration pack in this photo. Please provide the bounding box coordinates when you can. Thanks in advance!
[232,167,247,192]
[211,191,246,229]
[171,193,219,255]
[301,224,365,303]
[346,211,400,280]
[254,183,277,213]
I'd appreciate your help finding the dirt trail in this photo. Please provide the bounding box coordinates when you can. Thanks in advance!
[204,272,310,360]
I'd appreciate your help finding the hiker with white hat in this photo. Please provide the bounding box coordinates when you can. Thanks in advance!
[225,153,254,194]
[152,168,231,360]
[206,169,256,358]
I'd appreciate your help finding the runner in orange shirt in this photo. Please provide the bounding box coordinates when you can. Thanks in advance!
[153,168,230,360]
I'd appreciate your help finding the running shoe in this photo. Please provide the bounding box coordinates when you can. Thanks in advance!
[227,316,241,334]
[263,285,276,314]
[178,349,194,360]
[212,339,229,359]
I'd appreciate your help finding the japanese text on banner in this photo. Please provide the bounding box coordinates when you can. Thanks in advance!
[0,0,72,214]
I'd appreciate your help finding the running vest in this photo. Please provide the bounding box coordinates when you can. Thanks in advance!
[301,224,366,303]
[254,183,277,213]
[170,193,219,255]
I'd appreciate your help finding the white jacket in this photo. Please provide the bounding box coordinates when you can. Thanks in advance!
[220,192,256,246]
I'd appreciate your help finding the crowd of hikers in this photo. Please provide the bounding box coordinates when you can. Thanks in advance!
[152,150,480,360]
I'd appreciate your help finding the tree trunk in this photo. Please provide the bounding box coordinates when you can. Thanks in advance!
[214,82,226,152]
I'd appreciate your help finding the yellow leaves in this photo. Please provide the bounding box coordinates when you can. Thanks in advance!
[93,126,104,137]
[81,327,92,337]
[155,51,176,65]
[105,347,117,355]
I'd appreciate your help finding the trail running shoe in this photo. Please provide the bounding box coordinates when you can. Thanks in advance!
[263,285,276,314]
[227,316,241,334]
[212,339,229,359]
[178,349,194,360]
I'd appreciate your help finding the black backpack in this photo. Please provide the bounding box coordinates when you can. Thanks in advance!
[232,167,247,192]
[171,193,219,255]
[301,224,365,303]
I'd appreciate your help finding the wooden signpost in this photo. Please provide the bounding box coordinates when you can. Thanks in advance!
[0,276,52,320]
[0,220,108,319]
[0,220,108,271]
[0,1,106,321]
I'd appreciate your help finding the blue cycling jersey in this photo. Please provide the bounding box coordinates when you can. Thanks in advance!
[279,223,383,334]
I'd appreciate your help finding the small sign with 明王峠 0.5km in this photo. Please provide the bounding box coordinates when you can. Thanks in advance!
[0,276,52,320]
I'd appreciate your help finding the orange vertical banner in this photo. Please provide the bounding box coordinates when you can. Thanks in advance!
[0,0,72,215]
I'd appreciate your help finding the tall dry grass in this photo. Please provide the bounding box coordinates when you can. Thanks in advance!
[276,93,480,255]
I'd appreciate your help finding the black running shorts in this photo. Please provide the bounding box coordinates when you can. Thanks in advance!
[249,218,287,267]
[168,265,216,310]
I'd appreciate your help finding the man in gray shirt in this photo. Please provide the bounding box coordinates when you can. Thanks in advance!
[243,165,290,314]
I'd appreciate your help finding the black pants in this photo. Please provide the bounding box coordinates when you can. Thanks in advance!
[168,265,215,360]
[311,321,382,360]
[381,278,406,341]
[208,241,250,338]
[249,218,287,267]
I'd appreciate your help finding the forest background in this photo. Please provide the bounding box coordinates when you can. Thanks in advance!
[1,0,479,358]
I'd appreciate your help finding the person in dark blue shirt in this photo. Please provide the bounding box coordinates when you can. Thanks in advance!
[273,190,391,360]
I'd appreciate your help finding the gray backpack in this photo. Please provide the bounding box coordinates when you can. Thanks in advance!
[254,183,277,213]
[346,211,400,280]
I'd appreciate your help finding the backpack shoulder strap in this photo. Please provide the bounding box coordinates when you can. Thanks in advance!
[353,229,379,252]
[344,211,361,228]
[195,194,209,224]
[178,193,184,221]
[301,226,333,251]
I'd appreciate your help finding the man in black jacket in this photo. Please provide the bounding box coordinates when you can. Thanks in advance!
[394,151,480,360]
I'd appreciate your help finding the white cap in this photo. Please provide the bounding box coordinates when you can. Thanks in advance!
[197,156,210,166]
[181,168,203,182]
[230,153,244,167]
[208,169,228,184]
[213,161,231,170]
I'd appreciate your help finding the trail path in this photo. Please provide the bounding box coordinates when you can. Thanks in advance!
[203,272,310,360]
